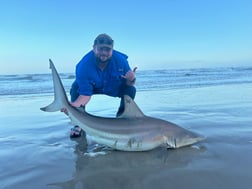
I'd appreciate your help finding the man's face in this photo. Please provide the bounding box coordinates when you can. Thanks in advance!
[93,46,113,63]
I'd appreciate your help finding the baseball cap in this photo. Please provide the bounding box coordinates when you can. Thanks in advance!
[93,33,114,48]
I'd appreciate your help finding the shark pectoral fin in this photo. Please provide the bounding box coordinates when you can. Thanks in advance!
[118,95,145,118]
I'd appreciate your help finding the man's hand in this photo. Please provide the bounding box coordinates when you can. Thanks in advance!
[122,67,137,82]
[60,95,91,116]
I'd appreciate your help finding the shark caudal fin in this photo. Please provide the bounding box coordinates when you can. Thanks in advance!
[40,59,69,112]
[118,95,145,118]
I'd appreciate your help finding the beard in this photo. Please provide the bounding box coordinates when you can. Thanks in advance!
[96,54,112,64]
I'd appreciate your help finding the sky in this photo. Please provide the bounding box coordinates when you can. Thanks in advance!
[0,0,252,74]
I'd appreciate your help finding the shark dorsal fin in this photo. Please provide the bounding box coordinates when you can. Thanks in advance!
[118,95,145,118]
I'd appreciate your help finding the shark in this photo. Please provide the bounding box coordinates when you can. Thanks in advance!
[40,59,204,151]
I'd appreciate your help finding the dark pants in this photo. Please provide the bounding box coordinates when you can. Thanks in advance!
[70,81,136,116]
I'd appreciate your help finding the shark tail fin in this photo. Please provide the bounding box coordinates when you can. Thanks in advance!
[40,59,69,112]
[40,99,63,112]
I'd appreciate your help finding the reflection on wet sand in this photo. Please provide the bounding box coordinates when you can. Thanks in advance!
[50,136,205,189]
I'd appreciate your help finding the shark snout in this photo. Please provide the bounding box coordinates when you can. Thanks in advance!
[177,133,205,148]
[166,132,205,149]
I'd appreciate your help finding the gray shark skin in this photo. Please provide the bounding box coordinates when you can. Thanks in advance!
[40,59,204,151]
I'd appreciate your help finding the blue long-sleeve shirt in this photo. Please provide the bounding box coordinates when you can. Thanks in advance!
[75,50,131,97]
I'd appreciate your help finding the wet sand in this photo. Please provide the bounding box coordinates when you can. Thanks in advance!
[1,85,252,189]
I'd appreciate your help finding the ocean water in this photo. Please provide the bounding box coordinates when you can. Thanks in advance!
[0,66,252,189]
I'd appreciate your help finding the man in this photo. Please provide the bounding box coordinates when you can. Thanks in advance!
[67,33,137,137]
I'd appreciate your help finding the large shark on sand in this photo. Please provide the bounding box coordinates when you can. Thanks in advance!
[40,59,204,151]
